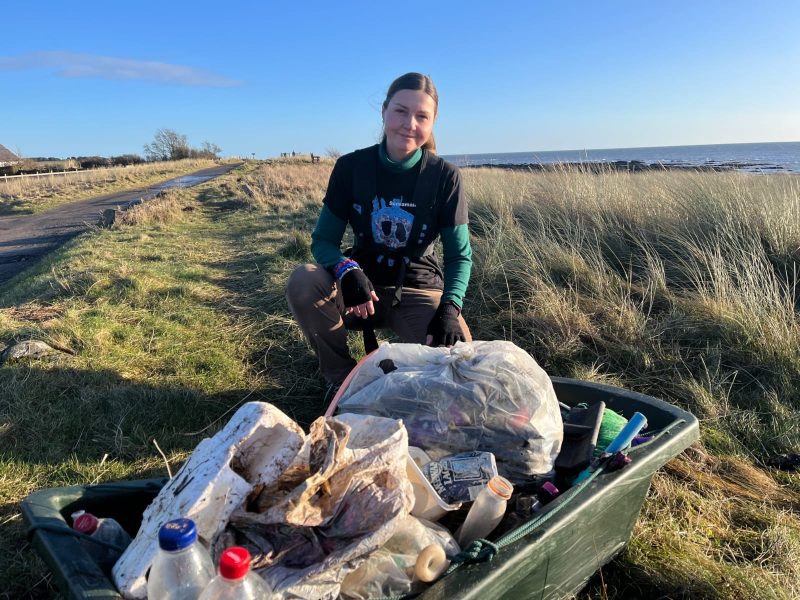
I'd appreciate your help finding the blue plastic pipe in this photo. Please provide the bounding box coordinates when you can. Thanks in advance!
[572,412,648,485]
[603,412,648,454]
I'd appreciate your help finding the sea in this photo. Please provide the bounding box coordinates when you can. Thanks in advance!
[442,141,800,173]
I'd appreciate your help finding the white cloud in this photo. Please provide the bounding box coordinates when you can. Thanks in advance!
[0,51,240,87]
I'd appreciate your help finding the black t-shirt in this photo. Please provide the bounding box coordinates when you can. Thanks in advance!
[323,146,467,289]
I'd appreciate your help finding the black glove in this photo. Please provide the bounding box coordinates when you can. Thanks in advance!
[339,269,375,307]
[426,301,465,347]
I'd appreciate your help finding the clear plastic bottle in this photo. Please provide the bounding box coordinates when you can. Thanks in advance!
[71,510,132,572]
[147,518,215,600]
[199,547,273,600]
[455,475,514,547]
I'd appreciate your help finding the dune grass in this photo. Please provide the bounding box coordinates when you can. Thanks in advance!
[462,166,800,598]
[0,158,221,216]
[1,161,799,598]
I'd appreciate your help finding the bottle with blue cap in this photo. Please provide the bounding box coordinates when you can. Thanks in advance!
[147,518,215,600]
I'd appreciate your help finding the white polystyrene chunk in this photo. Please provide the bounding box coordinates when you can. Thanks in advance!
[112,402,305,599]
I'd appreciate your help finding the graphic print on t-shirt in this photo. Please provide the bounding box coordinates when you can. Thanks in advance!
[371,196,414,250]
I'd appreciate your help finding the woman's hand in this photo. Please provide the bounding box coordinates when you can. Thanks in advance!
[426,301,465,346]
[345,290,380,319]
[340,269,379,319]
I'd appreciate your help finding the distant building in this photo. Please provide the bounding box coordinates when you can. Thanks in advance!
[0,144,20,167]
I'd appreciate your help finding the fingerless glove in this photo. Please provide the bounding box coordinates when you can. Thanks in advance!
[339,268,375,308]
[426,301,465,347]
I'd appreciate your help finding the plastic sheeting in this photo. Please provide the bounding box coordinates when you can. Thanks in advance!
[336,341,564,483]
[220,413,414,599]
[339,515,460,600]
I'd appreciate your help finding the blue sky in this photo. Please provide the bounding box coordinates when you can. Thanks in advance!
[2,1,798,158]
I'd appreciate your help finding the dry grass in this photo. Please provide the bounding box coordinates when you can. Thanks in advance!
[112,189,190,228]
[236,161,332,211]
[1,161,799,598]
[0,158,219,215]
[620,451,800,599]
[461,165,800,598]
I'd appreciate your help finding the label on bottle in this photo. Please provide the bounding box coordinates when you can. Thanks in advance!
[423,451,498,504]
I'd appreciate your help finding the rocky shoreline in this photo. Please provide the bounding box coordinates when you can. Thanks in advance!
[463,160,790,173]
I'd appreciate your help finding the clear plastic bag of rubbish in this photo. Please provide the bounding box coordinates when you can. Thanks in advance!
[339,515,460,600]
[335,341,563,483]
[221,413,414,600]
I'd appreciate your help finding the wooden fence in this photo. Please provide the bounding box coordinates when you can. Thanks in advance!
[1,170,81,180]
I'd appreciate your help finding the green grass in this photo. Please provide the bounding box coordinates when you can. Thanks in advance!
[1,161,799,598]
[0,164,328,596]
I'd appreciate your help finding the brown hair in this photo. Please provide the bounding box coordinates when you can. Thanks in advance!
[381,72,438,154]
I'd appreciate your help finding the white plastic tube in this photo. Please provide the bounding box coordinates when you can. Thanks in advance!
[455,476,514,547]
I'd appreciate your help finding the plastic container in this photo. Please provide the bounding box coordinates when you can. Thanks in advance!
[147,518,215,600]
[406,446,462,521]
[455,476,514,547]
[22,377,700,600]
[556,400,605,471]
[70,510,132,572]
[422,451,498,504]
[199,546,273,599]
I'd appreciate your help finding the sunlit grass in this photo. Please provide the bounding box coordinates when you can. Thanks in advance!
[0,158,221,215]
[461,166,800,598]
[0,161,798,597]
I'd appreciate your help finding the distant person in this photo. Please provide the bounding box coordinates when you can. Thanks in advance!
[286,72,472,391]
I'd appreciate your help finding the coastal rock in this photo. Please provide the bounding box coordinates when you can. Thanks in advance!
[464,160,751,173]
[0,340,58,365]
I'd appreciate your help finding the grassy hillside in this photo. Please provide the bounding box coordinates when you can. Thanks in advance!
[1,160,798,598]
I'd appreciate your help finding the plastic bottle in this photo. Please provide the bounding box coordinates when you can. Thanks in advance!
[199,547,273,600]
[455,475,514,547]
[71,510,132,571]
[147,518,215,600]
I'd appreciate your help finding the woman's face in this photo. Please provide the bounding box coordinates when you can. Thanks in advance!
[382,89,436,162]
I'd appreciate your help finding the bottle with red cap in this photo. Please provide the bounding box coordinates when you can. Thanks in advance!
[70,510,132,572]
[199,547,273,600]
[147,518,215,600]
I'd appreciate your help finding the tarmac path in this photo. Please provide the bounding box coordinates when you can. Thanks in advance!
[0,162,241,286]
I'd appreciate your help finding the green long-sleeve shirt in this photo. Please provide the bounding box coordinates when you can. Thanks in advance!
[312,206,471,307]
[311,144,472,308]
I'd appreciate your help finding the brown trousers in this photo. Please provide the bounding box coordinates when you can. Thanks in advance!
[286,263,472,385]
